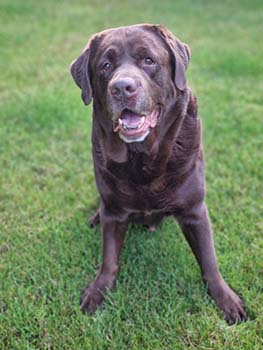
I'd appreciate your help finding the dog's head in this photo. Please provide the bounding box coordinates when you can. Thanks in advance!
[70,24,190,143]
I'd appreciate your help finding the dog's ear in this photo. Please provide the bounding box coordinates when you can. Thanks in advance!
[70,41,93,105]
[148,25,191,91]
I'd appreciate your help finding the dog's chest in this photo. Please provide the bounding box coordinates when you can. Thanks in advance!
[101,159,177,212]
[107,152,164,184]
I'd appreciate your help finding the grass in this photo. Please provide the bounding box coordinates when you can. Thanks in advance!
[0,0,262,349]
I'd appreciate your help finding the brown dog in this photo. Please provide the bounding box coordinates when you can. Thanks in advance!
[70,24,246,324]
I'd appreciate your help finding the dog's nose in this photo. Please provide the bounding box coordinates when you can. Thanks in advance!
[110,78,138,99]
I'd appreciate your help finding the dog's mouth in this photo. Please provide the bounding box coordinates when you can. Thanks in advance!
[113,108,159,143]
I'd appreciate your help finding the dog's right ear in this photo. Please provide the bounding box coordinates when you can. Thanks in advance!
[70,44,92,105]
[145,24,191,91]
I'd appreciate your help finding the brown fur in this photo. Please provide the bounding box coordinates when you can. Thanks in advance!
[70,24,246,324]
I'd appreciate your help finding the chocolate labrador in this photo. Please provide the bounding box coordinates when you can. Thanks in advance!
[70,24,246,324]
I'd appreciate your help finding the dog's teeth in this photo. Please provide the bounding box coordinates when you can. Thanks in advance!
[119,116,145,131]
[119,119,130,130]
[137,116,145,128]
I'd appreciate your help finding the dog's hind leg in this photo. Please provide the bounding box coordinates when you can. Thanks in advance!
[88,208,100,228]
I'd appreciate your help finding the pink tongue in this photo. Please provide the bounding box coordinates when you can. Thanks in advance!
[120,110,143,126]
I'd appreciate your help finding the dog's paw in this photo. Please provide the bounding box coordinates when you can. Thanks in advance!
[220,290,246,325]
[80,283,105,314]
[209,279,247,325]
[80,276,115,314]
[144,224,157,232]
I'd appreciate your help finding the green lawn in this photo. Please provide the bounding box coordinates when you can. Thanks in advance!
[0,0,262,349]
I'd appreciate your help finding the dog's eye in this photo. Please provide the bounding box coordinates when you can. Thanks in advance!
[102,62,111,72]
[144,57,155,65]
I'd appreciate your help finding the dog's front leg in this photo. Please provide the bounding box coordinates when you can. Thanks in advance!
[81,210,128,314]
[176,203,247,324]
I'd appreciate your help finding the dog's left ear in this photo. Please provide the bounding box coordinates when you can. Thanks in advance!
[70,39,95,105]
[148,25,191,91]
